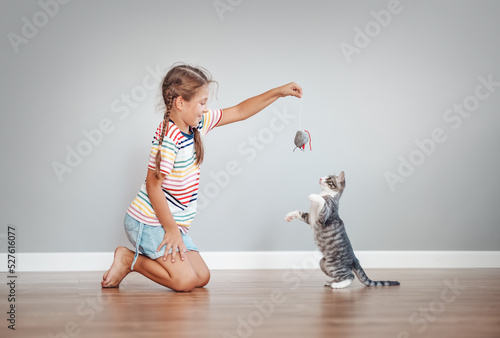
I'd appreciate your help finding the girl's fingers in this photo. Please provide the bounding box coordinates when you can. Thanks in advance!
[156,236,185,263]
[171,246,178,263]
[179,246,187,261]
[282,82,302,98]
[156,241,166,253]
[291,83,303,97]
[163,243,172,261]
[163,248,170,261]
[170,242,187,263]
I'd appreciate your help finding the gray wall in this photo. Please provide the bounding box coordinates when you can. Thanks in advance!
[1,0,499,253]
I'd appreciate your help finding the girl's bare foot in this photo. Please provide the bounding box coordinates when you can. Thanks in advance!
[101,246,134,288]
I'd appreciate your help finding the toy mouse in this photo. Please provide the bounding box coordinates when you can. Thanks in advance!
[294,130,311,151]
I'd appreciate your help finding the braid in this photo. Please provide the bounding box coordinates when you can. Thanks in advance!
[192,127,203,166]
[154,90,174,179]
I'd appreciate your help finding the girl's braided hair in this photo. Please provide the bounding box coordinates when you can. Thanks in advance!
[154,64,213,179]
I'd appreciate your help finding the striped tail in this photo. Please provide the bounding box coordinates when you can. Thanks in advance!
[353,259,400,287]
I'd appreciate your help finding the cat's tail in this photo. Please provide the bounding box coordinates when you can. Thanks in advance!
[352,259,400,287]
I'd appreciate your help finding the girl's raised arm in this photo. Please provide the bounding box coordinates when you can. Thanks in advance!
[217,82,302,127]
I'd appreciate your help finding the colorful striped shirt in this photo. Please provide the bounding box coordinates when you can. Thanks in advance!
[126,109,223,233]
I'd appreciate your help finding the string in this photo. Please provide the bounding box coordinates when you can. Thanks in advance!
[299,98,302,130]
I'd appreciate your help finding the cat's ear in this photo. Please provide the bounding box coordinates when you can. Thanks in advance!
[338,171,345,183]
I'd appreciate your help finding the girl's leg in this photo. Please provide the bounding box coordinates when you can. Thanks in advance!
[101,247,133,288]
[186,251,211,287]
[101,246,210,291]
[132,250,210,290]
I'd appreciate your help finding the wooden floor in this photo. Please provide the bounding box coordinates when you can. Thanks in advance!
[1,269,499,338]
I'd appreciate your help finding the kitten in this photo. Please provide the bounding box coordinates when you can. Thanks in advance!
[285,172,400,289]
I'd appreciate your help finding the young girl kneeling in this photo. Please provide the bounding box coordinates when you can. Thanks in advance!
[102,64,302,291]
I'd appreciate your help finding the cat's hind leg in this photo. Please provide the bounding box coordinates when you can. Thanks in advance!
[329,269,355,289]
[320,258,335,286]
[320,258,339,286]
[329,279,354,289]
[321,259,355,289]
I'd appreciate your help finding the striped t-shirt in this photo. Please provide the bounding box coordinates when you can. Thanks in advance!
[126,109,223,233]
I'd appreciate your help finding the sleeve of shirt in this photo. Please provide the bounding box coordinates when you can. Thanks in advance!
[198,109,223,137]
[147,121,179,176]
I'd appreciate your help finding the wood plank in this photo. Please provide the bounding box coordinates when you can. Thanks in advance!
[1,269,499,338]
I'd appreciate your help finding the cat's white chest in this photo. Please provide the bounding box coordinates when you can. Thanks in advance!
[308,191,338,226]
[308,194,324,226]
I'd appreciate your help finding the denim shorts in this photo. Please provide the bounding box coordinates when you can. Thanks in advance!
[124,213,198,270]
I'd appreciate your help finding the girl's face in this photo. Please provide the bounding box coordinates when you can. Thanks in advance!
[182,85,209,128]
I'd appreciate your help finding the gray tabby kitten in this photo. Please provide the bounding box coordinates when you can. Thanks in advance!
[285,172,400,289]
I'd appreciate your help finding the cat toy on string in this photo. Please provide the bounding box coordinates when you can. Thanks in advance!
[293,99,312,152]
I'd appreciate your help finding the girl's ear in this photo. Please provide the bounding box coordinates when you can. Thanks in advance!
[174,96,185,110]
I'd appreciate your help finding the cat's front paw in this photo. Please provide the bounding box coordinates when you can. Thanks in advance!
[285,211,300,222]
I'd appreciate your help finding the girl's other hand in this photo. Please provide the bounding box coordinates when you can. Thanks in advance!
[157,229,187,263]
[278,82,303,98]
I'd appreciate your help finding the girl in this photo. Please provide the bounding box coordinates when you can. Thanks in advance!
[101,64,302,291]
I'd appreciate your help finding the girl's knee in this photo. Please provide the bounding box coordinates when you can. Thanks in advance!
[197,270,210,288]
[171,270,210,291]
[171,271,198,292]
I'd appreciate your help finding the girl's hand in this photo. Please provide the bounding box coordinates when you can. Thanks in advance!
[156,229,187,263]
[278,82,303,98]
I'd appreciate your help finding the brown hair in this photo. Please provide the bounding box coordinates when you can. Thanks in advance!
[154,64,213,179]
